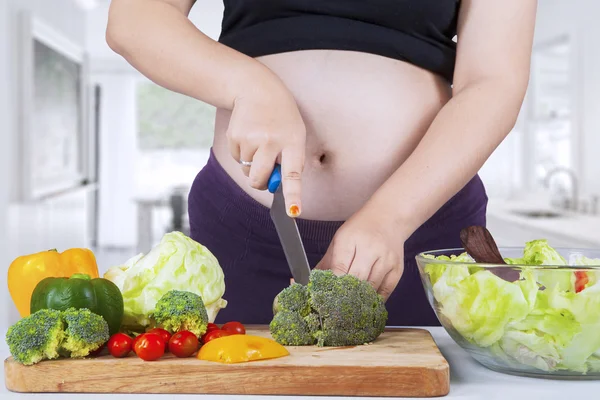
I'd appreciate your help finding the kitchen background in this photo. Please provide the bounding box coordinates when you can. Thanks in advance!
[1,0,599,327]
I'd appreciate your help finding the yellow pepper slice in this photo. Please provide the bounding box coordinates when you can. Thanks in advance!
[8,248,99,317]
[198,334,290,363]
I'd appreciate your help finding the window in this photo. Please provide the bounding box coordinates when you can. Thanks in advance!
[134,81,214,195]
[137,81,215,149]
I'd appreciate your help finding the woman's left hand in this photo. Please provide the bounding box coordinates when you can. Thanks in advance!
[315,207,406,301]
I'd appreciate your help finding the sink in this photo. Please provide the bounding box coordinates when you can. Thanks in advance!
[511,210,565,219]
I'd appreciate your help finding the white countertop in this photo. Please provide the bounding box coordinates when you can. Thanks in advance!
[487,195,600,247]
[3,327,600,400]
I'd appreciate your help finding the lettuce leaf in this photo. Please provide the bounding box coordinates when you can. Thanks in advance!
[436,270,536,347]
[104,231,227,330]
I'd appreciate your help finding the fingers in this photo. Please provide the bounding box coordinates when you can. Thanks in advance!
[316,240,356,276]
[249,147,278,190]
[365,258,388,291]
[378,265,403,301]
[239,145,258,178]
[347,250,378,282]
[281,146,304,217]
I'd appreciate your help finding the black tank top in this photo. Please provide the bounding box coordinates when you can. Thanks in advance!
[218,1,461,83]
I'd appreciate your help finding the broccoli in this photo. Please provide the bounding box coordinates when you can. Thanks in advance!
[151,290,208,336]
[5,308,109,365]
[5,309,64,365]
[61,308,109,357]
[269,270,388,347]
[269,311,315,345]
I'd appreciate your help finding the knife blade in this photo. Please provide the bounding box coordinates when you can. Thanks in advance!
[268,164,311,286]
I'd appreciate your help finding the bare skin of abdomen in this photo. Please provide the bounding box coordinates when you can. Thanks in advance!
[212,50,452,221]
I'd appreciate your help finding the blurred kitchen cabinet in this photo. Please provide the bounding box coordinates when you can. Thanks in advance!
[8,186,96,261]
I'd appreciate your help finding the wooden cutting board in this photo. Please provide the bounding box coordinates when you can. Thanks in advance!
[4,327,449,397]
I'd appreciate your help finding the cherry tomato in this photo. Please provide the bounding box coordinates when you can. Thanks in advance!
[575,271,589,293]
[134,333,165,361]
[201,323,220,343]
[107,333,133,358]
[148,328,172,350]
[132,334,143,354]
[221,321,246,335]
[169,330,199,358]
[202,329,232,344]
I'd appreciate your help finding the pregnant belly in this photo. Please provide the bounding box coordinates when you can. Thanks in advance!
[212,50,452,221]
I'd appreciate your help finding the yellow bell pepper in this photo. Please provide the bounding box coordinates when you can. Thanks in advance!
[198,334,290,363]
[7,248,99,317]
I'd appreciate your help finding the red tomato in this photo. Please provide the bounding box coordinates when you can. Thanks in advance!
[169,330,199,358]
[575,271,589,293]
[221,321,246,335]
[202,329,232,344]
[134,333,165,361]
[132,334,143,354]
[147,328,172,350]
[107,333,133,358]
[201,323,220,343]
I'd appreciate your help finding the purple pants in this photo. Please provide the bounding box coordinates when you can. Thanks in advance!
[189,150,487,326]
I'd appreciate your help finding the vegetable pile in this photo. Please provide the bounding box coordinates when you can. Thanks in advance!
[103,232,227,332]
[423,239,600,374]
[269,269,388,346]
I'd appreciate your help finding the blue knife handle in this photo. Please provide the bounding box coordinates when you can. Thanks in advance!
[268,164,282,194]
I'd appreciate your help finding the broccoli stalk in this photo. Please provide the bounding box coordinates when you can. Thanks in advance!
[151,290,209,336]
[269,270,388,347]
[5,308,110,365]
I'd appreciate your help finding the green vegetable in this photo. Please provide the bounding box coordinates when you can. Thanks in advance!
[435,269,536,347]
[422,239,600,374]
[151,290,209,336]
[104,232,227,332]
[30,273,124,335]
[269,310,315,346]
[269,270,388,347]
[5,309,64,365]
[61,307,110,357]
[5,308,109,365]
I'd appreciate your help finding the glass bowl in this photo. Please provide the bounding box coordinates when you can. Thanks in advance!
[416,247,600,379]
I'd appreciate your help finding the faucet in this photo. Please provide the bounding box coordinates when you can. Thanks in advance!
[543,166,578,211]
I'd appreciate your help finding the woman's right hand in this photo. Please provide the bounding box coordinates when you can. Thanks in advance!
[227,89,307,217]
[106,0,306,215]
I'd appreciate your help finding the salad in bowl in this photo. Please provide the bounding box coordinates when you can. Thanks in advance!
[417,235,600,378]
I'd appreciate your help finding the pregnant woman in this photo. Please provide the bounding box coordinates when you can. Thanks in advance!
[106,0,537,325]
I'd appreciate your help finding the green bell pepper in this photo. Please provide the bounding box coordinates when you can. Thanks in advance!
[30,273,124,335]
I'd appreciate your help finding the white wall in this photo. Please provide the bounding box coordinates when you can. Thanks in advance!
[577,2,600,196]
[93,72,139,247]
[0,0,12,329]
[1,0,89,324]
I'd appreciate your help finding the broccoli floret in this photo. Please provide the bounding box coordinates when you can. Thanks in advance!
[269,270,388,347]
[152,290,208,336]
[5,308,109,365]
[273,283,310,317]
[269,310,316,345]
[5,309,64,365]
[61,308,110,357]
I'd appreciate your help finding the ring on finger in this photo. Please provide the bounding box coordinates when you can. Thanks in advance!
[239,160,252,167]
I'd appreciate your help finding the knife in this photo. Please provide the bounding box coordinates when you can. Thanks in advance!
[268,164,311,285]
